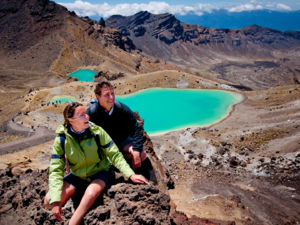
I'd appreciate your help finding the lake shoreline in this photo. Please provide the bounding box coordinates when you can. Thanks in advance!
[117,88,245,136]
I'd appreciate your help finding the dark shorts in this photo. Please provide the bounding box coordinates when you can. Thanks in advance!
[118,137,134,151]
[63,168,115,194]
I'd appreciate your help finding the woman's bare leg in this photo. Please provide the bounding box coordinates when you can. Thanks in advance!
[44,181,76,208]
[68,179,106,225]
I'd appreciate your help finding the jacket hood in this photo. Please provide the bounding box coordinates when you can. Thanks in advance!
[55,124,66,135]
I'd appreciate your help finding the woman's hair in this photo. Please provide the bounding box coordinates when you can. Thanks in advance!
[94,81,113,96]
[63,102,83,127]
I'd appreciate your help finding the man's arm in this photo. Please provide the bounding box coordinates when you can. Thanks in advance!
[118,102,144,152]
[131,120,144,152]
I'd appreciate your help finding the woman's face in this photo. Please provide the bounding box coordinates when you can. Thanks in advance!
[68,106,90,132]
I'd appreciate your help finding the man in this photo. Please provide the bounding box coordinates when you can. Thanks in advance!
[87,81,147,169]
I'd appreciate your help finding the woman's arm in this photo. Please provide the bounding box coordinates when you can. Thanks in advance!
[48,136,66,204]
[98,128,136,179]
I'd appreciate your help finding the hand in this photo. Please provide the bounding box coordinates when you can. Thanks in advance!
[51,202,64,222]
[130,174,149,185]
[130,148,142,169]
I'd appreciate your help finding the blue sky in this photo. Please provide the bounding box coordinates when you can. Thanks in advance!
[54,0,300,18]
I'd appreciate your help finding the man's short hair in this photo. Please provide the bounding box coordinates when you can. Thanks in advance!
[94,81,114,96]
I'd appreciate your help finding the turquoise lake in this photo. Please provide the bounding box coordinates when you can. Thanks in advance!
[49,96,78,104]
[116,88,243,135]
[69,69,97,82]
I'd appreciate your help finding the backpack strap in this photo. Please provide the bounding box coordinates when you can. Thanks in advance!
[93,133,115,161]
[93,133,103,161]
[59,133,66,151]
[51,133,66,159]
[57,133,70,173]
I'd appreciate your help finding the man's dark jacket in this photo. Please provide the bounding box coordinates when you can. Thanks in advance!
[87,98,144,152]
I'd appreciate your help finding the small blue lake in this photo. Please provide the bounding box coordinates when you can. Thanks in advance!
[49,95,78,104]
[69,69,97,82]
[116,88,243,135]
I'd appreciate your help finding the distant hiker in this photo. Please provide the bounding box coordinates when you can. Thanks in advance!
[87,81,150,171]
[44,102,149,225]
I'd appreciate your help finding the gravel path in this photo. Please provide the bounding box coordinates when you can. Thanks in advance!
[0,120,55,155]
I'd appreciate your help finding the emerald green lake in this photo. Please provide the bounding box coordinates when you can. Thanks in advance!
[49,96,78,104]
[116,88,243,135]
[69,69,97,82]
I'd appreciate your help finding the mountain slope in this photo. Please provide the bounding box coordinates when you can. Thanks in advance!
[106,11,300,90]
[0,0,175,90]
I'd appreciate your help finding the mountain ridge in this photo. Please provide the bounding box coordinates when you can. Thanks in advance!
[106,11,300,90]
[107,11,300,50]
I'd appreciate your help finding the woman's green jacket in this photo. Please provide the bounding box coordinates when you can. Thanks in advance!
[49,122,135,204]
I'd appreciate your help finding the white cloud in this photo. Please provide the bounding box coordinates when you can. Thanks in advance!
[276,3,292,11]
[193,3,218,14]
[59,0,293,18]
[228,4,263,12]
[265,2,292,11]
[59,0,99,17]
[59,0,218,18]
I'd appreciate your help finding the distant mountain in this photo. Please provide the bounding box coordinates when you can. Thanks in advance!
[106,11,300,58]
[106,11,300,90]
[176,10,300,31]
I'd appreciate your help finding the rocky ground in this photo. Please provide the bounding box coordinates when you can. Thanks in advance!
[0,167,172,225]
[0,73,300,224]
[0,113,224,225]
[1,166,168,224]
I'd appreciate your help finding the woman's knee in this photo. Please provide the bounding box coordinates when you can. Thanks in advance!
[85,180,106,200]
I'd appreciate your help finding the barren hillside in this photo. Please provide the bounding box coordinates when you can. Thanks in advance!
[0,0,178,91]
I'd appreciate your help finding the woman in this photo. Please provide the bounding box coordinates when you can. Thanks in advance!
[44,102,149,225]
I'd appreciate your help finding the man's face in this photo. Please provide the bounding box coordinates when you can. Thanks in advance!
[96,87,115,111]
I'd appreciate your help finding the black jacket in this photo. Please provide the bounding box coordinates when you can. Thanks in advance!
[87,98,144,152]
